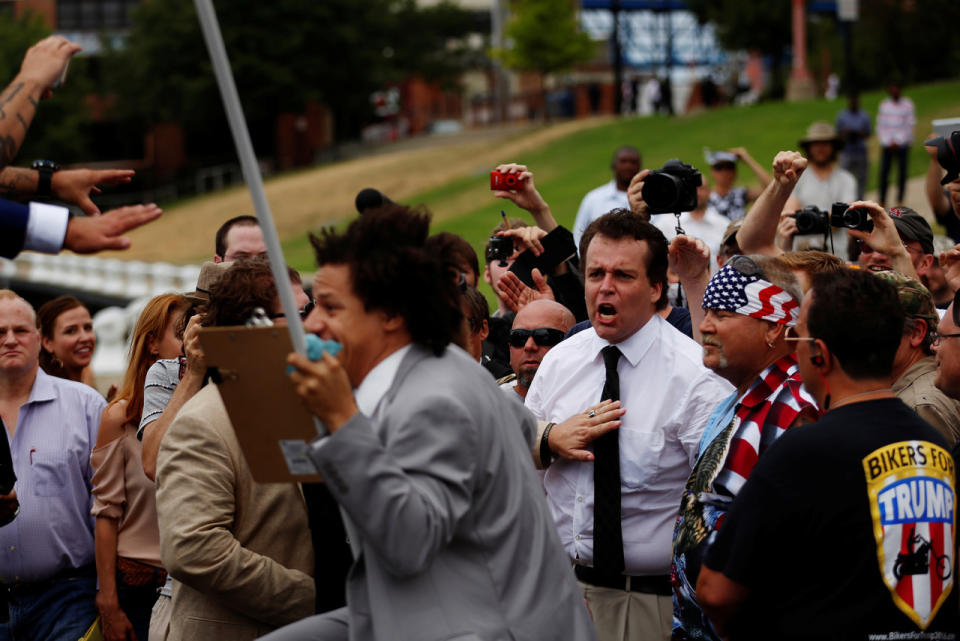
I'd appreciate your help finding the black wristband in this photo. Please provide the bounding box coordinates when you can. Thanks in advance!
[540,422,556,467]
[31,160,59,199]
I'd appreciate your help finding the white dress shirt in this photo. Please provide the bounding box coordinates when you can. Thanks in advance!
[572,180,630,247]
[355,344,413,417]
[23,202,69,254]
[525,315,733,575]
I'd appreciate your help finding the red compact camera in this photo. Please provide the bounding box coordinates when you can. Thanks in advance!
[490,170,524,191]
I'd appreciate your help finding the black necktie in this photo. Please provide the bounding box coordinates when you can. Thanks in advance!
[593,345,624,575]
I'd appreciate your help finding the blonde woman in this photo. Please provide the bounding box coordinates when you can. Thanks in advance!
[91,294,189,641]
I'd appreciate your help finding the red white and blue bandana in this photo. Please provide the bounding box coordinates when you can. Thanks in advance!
[702,263,800,326]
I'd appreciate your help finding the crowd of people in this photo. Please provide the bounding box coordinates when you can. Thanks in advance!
[2,34,960,641]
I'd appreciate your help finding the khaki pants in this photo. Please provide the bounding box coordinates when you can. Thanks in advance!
[578,580,671,641]
[148,593,171,641]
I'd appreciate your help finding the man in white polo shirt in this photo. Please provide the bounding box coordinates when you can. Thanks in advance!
[572,146,641,246]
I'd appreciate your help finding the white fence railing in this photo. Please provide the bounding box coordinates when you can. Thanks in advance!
[2,253,203,381]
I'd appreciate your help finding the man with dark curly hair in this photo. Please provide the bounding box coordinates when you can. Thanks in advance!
[270,204,596,641]
[153,261,318,641]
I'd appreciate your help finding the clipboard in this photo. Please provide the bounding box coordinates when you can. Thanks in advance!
[198,325,324,483]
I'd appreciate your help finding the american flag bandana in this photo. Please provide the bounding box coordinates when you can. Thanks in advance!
[702,263,800,326]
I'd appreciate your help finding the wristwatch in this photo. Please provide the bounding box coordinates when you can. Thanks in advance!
[30,159,60,199]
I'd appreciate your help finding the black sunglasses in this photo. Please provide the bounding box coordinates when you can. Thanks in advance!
[509,328,566,348]
[268,300,315,322]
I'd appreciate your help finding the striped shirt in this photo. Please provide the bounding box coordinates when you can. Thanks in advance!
[877,96,915,147]
[137,358,180,439]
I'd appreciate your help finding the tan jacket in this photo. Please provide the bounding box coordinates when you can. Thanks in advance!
[156,386,315,641]
[893,356,960,446]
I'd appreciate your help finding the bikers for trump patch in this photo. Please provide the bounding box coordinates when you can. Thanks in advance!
[863,440,956,629]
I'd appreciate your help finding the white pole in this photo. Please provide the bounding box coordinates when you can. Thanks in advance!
[193,0,324,437]
[193,0,362,559]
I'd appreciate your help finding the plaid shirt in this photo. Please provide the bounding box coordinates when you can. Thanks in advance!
[672,354,821,641]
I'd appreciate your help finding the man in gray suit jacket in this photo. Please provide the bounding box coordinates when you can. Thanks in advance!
[270,206,595,641]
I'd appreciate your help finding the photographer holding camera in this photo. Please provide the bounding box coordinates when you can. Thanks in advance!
[488,163,587,320]
[627,159,728,274]
[788,123,858,255]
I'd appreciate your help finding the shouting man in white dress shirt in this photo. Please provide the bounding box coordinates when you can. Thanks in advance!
[526,211,732,641]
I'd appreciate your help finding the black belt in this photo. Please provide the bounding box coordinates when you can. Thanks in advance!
[5,563,95,598]
[574,565,671,596]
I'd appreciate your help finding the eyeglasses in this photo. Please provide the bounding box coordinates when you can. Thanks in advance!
[932,332,960,348]
[269,300,315,322]
[299,300,314,321]
[726,254,767,279]
[783,325,815,343]
[508,328,566,348]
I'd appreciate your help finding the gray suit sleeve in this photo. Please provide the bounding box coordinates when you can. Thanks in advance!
[308,397,477,579]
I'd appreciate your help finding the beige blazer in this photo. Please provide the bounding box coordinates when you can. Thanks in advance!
[156,385,315,641]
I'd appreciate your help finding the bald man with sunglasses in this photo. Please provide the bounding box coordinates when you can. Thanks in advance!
[502,300,575,399]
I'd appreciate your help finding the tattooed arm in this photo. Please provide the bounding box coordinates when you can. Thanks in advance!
[0,167,135,215]
[0,36,81,169]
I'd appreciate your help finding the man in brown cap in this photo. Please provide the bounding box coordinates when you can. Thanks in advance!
[877,270,960,445]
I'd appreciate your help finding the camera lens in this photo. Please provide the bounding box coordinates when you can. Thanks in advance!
[841,207,870,231]
[793,208,829,235]
[642,173,681,212]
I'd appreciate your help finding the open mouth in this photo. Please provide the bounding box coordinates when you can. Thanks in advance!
[596,303,617,323]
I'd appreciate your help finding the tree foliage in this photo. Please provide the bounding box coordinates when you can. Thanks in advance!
[495,0,594,75]
[104,0,478,149]
[687,0,960,95]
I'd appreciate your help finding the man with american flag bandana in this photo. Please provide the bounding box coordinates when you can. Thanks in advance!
[671,253,820,640]
[697,269,959,639]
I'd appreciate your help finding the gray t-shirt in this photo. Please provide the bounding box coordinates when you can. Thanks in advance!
[137,358,181,440]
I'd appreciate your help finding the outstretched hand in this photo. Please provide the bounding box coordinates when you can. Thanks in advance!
[63,203,162,254]
[498,268,554,314]
[548,400,625,462]
[52,169,135,216]
[498,225,547,256]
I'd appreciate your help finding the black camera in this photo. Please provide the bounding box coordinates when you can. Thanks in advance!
[486,235,513,267]
[642,159,702,215]
[790,202,873,235]
[925,131,960,185]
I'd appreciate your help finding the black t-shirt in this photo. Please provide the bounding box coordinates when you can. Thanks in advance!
[705,398,959,640]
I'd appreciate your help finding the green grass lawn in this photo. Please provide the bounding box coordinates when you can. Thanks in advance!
[283,80,960,306]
